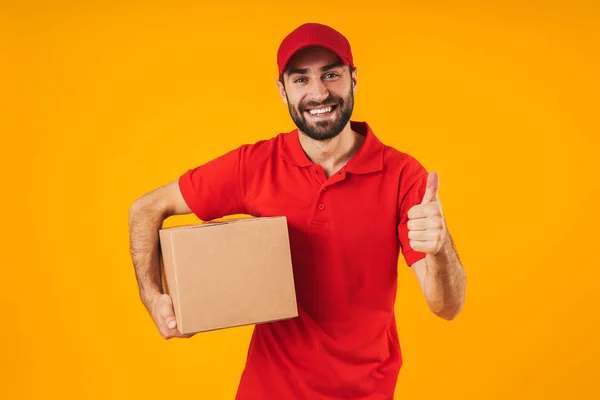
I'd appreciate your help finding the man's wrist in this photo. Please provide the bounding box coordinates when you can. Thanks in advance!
[424,237,452,274]
[428,236,451,259]
[141,288,163,311]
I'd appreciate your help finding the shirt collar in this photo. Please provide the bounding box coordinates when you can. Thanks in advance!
[282,121,384,174]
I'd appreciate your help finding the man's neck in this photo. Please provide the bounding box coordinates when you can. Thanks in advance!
[298,122,365,178]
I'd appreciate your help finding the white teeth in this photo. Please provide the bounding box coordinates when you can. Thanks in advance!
[309,106,332,115]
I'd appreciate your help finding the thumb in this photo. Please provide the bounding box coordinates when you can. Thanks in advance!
[421,171,439,204]
[159,302,177,329]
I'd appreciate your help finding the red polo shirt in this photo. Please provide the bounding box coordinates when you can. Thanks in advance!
[178,121,429,399]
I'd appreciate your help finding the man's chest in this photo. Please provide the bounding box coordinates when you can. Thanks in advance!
[243,166,401,250]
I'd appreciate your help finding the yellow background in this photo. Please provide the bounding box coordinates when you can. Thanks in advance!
[2,1,599,399]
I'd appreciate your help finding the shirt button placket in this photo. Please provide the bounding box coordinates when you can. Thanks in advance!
[318,184,327,211]
[310,167,328,224]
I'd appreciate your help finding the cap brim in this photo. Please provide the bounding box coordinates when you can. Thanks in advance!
[279,42,352,77]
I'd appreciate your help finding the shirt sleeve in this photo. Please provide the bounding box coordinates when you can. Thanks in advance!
[178,146,247,221]
[397,166,429,267]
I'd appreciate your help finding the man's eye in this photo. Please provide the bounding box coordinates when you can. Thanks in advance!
[324,73,339,79]
[294,77,307,83]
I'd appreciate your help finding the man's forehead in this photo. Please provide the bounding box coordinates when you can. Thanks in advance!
[285,46,343,73]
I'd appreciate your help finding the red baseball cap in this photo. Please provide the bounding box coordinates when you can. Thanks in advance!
[277,23,354,78]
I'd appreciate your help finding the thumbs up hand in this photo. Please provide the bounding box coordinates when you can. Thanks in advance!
[407,171,448,256]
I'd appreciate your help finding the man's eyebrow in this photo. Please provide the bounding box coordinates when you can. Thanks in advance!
[320,62,344,72]
[287,67,310,76]
[287,62,345,77]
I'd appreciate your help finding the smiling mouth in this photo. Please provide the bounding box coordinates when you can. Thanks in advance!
[304,104,338,117]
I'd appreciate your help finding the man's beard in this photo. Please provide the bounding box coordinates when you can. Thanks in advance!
[287,89,354,141]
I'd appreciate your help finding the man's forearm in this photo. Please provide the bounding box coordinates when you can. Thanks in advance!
[423,234,466,320]
[128,197,166,310]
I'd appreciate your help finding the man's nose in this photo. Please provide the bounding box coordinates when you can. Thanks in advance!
[308,79,329,102]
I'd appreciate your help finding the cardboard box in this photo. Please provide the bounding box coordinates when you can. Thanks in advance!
[158,216,298,335]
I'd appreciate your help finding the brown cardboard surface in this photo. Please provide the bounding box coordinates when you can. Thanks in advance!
[158,216,298,335]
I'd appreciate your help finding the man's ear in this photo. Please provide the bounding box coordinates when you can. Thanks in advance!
[276,80,288,104]
[351,67,358,93]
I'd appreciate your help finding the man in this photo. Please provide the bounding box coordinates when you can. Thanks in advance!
[129,22,466,399]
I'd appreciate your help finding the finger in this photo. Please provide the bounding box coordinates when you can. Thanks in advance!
[159,308,176,326]
[421,171,439,204]
[409,203,444,220]
[158,304,177,329]
[408,217,444,231]
[407,218,428,231]
[157,321,177,339]
[161,327,180,340]
[409,240,437,253]
[408,203,440,220]
[408,230,437,241]
[407,204,427,220]
[164,328,194,340]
